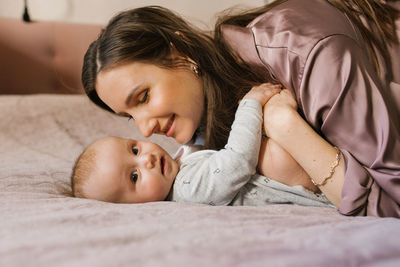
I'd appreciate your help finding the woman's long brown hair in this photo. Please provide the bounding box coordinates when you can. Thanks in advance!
[82,6,266,150]
[82,1,399,150]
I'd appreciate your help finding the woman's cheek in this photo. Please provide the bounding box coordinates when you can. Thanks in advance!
[180,121,198,145]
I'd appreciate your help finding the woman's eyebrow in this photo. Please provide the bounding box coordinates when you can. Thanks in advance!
[125,84,143,106]
[116,112,130,117]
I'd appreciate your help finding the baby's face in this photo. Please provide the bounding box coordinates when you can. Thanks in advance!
[84,136,178,203]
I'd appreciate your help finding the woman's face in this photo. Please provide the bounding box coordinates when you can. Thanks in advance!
[96,61,204,144]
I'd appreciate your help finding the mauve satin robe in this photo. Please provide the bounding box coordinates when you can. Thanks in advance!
[222,0,400,217]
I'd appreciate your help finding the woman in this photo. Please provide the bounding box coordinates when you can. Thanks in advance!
[82,0,400,217]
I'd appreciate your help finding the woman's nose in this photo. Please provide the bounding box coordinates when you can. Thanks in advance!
[134,114,158,138]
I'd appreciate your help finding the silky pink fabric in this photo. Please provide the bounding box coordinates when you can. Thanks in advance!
[222,0,400,217]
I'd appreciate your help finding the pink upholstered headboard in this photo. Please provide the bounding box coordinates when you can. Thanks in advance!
[0,18,102,94]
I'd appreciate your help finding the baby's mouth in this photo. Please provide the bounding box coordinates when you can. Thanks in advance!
[160,156,165,175]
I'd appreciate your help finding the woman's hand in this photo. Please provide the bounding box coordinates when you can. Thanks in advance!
[242,83,282,106]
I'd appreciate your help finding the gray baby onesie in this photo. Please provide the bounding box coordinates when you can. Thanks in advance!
[168,99,333,208]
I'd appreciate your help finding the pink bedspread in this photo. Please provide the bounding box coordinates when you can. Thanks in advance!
[1,94,399,267]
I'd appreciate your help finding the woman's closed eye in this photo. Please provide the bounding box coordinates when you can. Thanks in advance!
[131,171,139,183]
[138,89,149,104]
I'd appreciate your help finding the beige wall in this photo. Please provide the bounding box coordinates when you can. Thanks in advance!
[0,0,271,29]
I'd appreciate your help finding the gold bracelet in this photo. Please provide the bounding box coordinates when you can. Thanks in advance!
[311,147,341,187]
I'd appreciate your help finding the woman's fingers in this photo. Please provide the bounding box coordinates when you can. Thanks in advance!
[241,83,283,106]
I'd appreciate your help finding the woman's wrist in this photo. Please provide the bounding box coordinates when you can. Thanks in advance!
[265,107,344,207]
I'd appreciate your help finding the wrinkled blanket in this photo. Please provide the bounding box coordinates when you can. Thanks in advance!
[1,94,399,267]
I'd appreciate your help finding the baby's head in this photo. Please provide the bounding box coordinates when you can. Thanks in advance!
[71,136,178,203]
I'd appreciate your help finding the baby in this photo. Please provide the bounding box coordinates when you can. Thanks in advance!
[71,86,331,207]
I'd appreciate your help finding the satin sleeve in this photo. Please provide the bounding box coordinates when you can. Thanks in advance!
[299,35,400,217]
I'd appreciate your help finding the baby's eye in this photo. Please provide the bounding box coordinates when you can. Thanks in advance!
[138,89,149,104]
[132,146,139,155]
[127,115,134,122]
[131,171,138,183]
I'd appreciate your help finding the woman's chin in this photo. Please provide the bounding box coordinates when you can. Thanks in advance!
[173,125,199,145]
[175,137,186,145]
[175,134,191,145]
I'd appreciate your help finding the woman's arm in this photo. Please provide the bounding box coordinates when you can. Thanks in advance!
[297,36,400,217]
[263,90,344,207]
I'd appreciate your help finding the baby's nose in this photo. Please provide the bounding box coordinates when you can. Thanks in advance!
[141,153,156,169]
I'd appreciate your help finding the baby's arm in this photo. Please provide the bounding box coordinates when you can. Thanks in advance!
[174,84,280,205]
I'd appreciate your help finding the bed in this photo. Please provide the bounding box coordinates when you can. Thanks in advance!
[1,18,400,267]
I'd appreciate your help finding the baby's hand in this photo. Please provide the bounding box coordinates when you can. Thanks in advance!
[242,83,282,107]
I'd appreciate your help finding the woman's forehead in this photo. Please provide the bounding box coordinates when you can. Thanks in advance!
[95,62,152,109]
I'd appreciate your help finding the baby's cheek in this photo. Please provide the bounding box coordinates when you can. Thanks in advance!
[144,178,169,201]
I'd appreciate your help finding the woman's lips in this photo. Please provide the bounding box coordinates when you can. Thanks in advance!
[166,114,176,137]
